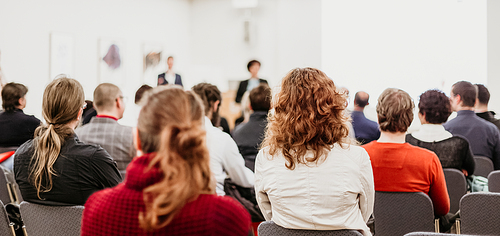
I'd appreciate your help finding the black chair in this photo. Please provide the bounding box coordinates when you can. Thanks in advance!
[405,232,475,236]
[20,201,84,236]
[258,221,363,236]
[459,192,500,235]
[487,170,500,192]
[374,192,438,236]
[0,201,15,236]
[473,156,494,178]
[442,168,467,213]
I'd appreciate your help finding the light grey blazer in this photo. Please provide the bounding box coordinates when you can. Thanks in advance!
[75,117,135,171]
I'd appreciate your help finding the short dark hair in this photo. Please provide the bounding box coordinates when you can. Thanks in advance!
[476,84,490,105]
[452,81,477,107]
[2,82,28,111]
[247,60,261,71]
[354,91,369,108]
[191,83,221,115]
[376,88,414,133]
[418,89,451,124]
[135,84,153,104]
[249,84,271,112]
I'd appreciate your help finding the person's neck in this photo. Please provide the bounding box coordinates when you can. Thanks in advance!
[97,111,120,120]
[456,106,475,112]
[475,104,488,113]
[353,106,364,112]
[377,131,406,143]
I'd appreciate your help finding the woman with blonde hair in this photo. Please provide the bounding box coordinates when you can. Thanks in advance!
[255,68,374,236]
[14,76,121,205]
[81,86,251,235]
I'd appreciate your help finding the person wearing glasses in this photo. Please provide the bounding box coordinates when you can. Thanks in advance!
[14,76,122,206]
[76,83,136,171]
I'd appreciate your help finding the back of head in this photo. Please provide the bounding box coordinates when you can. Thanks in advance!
[249,84,271,112]
[137,86,213,230]
[1,82,28,111]
[354,91,369,108]
[418,89,451,124]
[135,84,153,105]
[93,83,121,113]
[376,88,414,133]
[32,76,85,199]
[476,84,490,106]
[263,67,349,170]
[452,81,477,107]
[191,83,221,126]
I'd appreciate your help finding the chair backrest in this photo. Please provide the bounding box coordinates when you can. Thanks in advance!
[487,170,500,192]
[374,191,435,236]
[442,168,467,213]
[473,156,494,178]
[0,168,13,205]
[20,201,84,236]
[0,201,15,236]
[257,221,363,236]
[404,232,475,236]
[460,192,500,235]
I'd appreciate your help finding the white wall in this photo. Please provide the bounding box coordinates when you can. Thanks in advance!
[0,0,192,119]
[488,0,500,113]
[188,0,322,91]
[322,0,487,109]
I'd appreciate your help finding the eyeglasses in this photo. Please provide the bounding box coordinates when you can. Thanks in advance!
[82,103,87,110]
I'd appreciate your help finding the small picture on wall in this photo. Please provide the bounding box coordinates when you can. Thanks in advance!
[99,39,126,88]
[50,32,75,80]
[142,43,165,87]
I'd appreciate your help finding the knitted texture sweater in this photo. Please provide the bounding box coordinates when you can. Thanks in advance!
[81,153,251,236]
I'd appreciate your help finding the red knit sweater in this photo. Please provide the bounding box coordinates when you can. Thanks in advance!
[362,141,450,216]
[81,153,251,236]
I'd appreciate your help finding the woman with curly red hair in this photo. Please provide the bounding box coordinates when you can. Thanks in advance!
[255,68,374,236]
[81,86,251,235]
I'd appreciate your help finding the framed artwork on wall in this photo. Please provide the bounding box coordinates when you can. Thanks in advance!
[50,32,75,80]
[142,43,165,87]
[98,39,126,89]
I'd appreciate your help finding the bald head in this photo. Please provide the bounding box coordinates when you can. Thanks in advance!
[93,83,124,117]
[354,91,369,109]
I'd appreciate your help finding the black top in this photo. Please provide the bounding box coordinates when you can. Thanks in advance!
[476,111,500,131]
[405,134,475,175]
[235,79,268,103]
[0,109,40,147]
[232,111,268,171]
[14,135,122,206]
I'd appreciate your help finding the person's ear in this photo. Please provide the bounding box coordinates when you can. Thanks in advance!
[213,100,220,113]
[133,127,143,157]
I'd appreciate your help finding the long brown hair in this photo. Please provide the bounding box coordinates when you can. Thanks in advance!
[31,76,84,199]
[262,68,350,170]
[138,86,213,230]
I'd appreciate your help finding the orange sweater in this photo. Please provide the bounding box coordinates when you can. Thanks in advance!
[362,141,450,216]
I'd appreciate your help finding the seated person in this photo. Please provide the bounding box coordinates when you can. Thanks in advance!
[76,83,135,171]
[81,86,251,235]
[14,77,122,206]
[406,89,475,176]
[255,68,374,236]
[192,83,254,195]
[362,88,450,217]
[0,82,40,148]
[233,84,271,171]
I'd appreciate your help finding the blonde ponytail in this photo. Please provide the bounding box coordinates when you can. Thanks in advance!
[30,77,84,199]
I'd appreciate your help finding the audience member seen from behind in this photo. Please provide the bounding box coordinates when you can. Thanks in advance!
[0,83,40,148]
[235,60,268,103]
[351,91,380,144]
[118,84,153,128]
[81,87,251,236]
[444,81,500,170]
[233,84,271,171]
[362,88,450,216]
[406,89,475,176]
[192,83,254,195]
[14,77,122,206]
[255,68,374,236]
[76,83,136,171]
[475,84,500,130]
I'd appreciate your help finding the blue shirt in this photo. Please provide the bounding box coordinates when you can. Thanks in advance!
[444,110,500,169]
[351,110,380,145]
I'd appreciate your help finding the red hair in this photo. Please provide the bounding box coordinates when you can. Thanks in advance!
[263,68,350,170]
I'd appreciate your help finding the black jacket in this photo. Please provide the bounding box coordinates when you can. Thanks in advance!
[235,79,268,103]
[0,109,40,147]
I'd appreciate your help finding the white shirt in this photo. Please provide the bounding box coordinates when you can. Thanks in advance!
[410,124,452,142]
[203,117,254,195]
[165,70,176,85]
[255,144,374,236]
